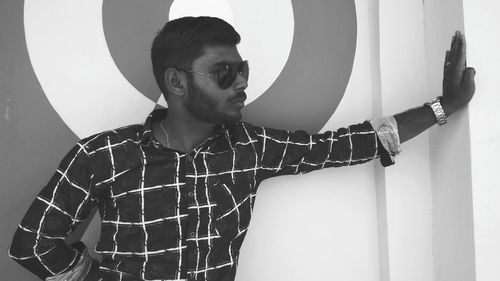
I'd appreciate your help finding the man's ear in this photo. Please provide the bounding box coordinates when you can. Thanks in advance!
[164,68,186,97]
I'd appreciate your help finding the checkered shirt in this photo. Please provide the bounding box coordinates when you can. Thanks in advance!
[9,109,394,281]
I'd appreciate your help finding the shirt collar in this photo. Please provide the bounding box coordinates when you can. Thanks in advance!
[139,108,165,145]
[139,108,231,146]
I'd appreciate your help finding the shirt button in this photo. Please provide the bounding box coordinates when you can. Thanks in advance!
[187,191,194,198]
[186,155,193,162]
[188,272,196,280]
[189,232,196,239]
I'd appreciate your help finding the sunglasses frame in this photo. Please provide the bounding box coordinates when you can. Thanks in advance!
[179,60,249,89]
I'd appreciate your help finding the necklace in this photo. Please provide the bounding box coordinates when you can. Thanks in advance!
[159,120,170,148]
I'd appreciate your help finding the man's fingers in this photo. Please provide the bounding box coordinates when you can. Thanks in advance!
[446,31,467,82]
[451,33,467,82]
[457,33,467,69]
[444,50,450,67]
[449,32,459,63]
[443,50,451,76]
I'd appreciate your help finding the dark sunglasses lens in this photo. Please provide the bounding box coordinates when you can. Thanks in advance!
[217,68,234,89]
[240,61,249,80]
[217,61,249,89]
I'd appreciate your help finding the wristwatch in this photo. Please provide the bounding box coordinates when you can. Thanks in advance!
[425,97,447,126]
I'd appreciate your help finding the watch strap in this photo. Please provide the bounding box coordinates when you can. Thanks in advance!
[425,97,447,126]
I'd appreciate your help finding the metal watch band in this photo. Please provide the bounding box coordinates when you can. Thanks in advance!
[425,97,447,126]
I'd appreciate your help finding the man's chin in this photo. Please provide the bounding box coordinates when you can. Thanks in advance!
[221,112,242,125]
[193,112,241,125]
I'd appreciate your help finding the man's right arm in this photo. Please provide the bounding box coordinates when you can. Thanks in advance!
[8,142,97,280]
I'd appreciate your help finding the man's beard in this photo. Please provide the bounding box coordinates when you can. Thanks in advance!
[184,76,242,125]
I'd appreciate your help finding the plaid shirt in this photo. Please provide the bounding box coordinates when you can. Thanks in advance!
[9,109,395,281]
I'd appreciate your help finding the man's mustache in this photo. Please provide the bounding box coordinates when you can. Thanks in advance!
[229,92,247,103]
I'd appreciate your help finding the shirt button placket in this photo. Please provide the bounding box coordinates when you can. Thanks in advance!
[186,154,199,281]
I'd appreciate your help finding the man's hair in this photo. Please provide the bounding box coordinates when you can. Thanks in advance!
[151,16,241,96]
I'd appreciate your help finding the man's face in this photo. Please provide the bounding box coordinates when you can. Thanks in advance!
[183,45,248,125]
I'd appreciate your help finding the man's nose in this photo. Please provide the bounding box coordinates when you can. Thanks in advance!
[233,72,248,90]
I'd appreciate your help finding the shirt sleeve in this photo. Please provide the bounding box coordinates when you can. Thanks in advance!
[369,115,401,165]
[45,245,94,281]
[8,141,97,280]
[253,119,399,180]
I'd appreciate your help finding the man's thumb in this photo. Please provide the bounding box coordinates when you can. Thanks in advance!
[462,67,476,86]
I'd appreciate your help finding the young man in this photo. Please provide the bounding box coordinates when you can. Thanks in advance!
[9,16,475,281]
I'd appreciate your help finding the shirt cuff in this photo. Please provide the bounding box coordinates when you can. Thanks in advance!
[369,116,401,167]
[45,248,93,281]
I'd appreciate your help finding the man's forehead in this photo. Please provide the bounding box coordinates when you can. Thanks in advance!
[194,45,243,66]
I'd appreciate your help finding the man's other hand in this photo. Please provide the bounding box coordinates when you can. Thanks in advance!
[441,31,476,116]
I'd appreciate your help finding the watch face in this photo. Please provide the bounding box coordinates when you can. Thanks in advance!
[22,0,356,138]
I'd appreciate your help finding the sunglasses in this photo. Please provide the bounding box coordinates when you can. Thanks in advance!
[180,60,249,89]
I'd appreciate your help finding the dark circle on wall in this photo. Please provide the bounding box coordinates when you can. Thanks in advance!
[103,0,356,133]
[102,0,173,103]
[243,1,357,133]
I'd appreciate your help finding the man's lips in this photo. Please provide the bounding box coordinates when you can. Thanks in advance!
[229,92,247,104]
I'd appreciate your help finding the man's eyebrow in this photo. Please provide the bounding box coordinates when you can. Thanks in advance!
[210,60,243,67]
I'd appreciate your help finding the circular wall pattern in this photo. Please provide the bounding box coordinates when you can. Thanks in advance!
[102,0,295,107]
[24,0,356,138]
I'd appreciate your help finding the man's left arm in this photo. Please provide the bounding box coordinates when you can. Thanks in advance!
[394,31,475,143]
[251,31,474,180]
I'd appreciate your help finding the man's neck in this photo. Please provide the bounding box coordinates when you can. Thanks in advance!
[157,109,217,153]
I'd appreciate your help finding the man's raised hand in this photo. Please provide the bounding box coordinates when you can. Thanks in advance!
[441,31,476,116]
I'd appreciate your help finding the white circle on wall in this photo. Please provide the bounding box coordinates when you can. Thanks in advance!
[24,0,155,139]
[25,0,356,136]
[24,0,294,139]
[169,0,235,24]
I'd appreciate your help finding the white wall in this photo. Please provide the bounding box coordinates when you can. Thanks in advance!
[244,0,500,280]
[462,1,500,280]
[378,0,435,281]
[422,0,500,280]
[423,0,477,280]
[236,0,382,280]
